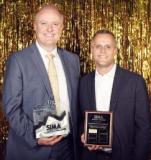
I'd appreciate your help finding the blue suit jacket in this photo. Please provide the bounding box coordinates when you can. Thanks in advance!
[3,43,80,160]
[79,66,150,160]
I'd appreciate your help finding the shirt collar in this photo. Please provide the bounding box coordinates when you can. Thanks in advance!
[95,64,116,78]
[36,41,58,57]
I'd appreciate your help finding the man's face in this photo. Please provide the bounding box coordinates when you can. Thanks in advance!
[91,33,116,70]
[34,8,63,49]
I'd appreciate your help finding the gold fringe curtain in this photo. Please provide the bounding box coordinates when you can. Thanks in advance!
[0,0,151,95]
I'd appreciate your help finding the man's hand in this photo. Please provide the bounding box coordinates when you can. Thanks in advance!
[81,133,102,151]
[37,135,64,146]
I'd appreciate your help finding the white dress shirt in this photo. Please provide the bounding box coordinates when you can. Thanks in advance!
[95,64,116,111]
[36,42,70,113]
[95,64,116,152]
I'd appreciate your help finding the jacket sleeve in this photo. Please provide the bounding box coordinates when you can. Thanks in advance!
[2,54,37,148]
[134,76,151,160]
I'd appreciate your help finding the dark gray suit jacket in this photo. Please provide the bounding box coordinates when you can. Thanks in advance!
[3,43,80,160]
[79,66,150,160]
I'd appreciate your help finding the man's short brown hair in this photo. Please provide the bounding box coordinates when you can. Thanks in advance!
[92,29,115,41]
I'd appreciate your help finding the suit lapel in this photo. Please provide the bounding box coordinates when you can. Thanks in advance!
[110,66,123,111]
[57,48,72,104]
[88,72,96,110]
[30,44,53,99]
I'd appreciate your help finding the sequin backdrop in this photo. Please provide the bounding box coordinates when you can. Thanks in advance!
[0,0,151,158]
[0,0,151,95]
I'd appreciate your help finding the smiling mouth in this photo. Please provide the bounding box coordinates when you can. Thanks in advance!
[98,55,107,58]
[45,34,55,37]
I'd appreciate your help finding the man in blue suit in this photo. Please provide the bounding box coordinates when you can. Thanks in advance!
[3,4,80,160]
[79,29,150,160]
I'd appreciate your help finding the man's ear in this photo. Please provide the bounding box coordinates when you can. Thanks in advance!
[114,47,118,61]
[33,22,36,31]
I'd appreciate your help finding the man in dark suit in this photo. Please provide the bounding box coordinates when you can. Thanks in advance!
[79,29,150,160]
[3,4,80,160]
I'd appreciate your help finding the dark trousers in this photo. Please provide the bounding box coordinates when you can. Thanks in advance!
[49,134,74,160]
[80,148,112,160]
[96,151,112,160]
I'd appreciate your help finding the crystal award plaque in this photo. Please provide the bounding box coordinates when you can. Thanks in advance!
[33,100,70,138]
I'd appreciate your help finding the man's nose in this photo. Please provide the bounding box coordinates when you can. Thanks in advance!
[47,25,53,32]
[100,46,106,53]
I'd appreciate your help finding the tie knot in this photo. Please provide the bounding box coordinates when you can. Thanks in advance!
[46,53,55,60]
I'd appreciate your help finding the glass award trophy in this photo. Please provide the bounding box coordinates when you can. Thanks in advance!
[84,111,113,147]
[33,100,70,138]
